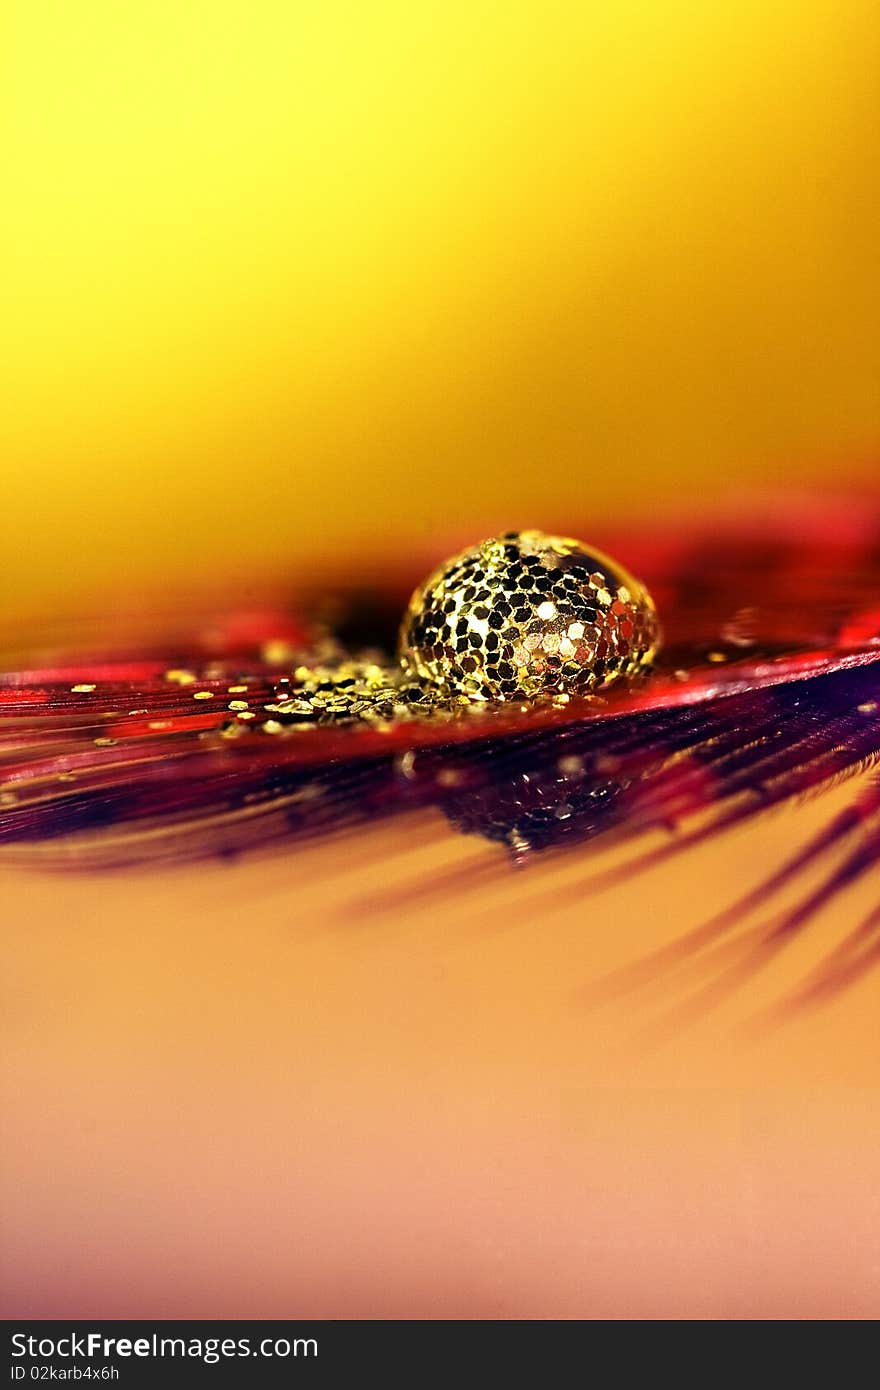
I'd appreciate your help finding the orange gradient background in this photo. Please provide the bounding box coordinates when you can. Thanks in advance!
[1,0,879,1318]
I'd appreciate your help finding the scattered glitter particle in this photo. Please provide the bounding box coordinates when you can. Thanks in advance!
[437,768,463,787]
[397,750,417,779]
[262,640,296,665]
[722,606,759,647]
[558,754,585,776]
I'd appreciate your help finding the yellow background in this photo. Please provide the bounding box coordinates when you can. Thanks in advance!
[1,0,878,620]
[2,0,880,1321]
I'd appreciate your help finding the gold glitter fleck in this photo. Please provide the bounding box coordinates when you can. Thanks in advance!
[558,754,584,776]
[228,700,249,711]
[437,768,463,787]
[219,721,245,739]
[70,683,96,693]
[721,607,759,647]
[262,640,295,665]
[165,669,196,685]
[193,690,214,700]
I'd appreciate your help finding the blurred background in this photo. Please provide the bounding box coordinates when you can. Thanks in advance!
[1,0,877,622]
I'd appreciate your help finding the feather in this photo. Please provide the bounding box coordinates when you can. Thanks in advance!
[2,497,880,1003]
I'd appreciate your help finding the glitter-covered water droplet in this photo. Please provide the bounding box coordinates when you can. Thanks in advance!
[398,530,660,699]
